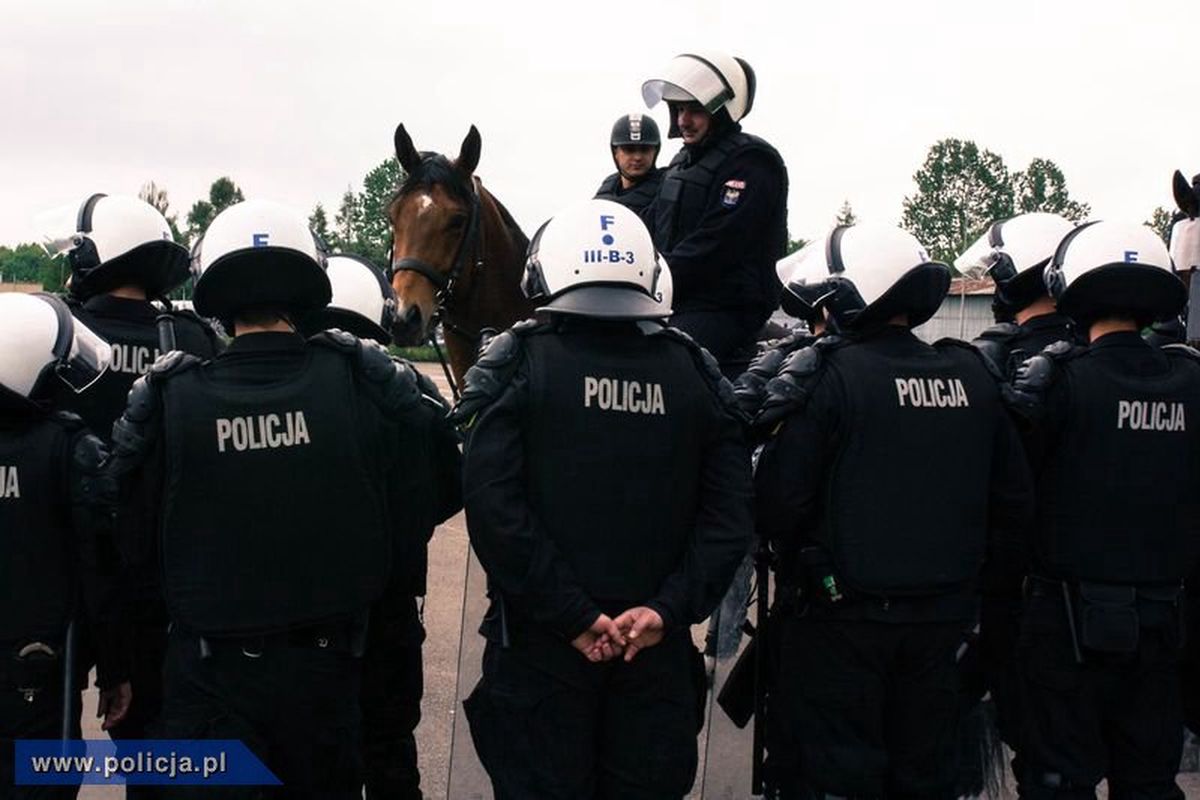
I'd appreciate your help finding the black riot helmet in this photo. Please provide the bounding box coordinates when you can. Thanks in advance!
[610,113,661,149]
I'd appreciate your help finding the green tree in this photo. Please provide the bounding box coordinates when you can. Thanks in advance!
[309,203,331,247]
[785,237,808,255]
[333,188,362,253]
[186,177,245,242]
[355,159,404,265]
[0,243,69,290]
[835,200,857,226]
[139,181,186,244]
[1012,158,1090,221]
[901,138,1014,263]
[1147,206,1174,244]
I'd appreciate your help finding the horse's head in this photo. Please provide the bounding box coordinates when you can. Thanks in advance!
[388,124,483,345]
[1171,170,1200,275]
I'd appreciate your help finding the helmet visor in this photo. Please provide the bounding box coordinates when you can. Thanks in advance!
[642,55,734,113]
[34,201,86,258]
[57,319,111,393]
[953,230,998,278]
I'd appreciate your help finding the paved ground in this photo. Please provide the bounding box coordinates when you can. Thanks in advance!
[74,363,1200,798]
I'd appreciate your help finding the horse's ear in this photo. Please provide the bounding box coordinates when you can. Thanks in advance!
[457,125,482,176]
[395,124,420,174]
[1173,170,1199,219]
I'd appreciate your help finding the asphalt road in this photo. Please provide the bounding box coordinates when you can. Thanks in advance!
[74,363,1200,799]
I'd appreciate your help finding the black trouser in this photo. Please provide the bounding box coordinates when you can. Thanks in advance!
[361,594,425,800]
[106,619,169,800]
[1,656,82,800]
[1180,589,1200,737]
[980,594,1023,746]
[1016,587,1185,800]
[153,628,363,800]
[670,309,767,379]
[771,615,965,799]
[464,630,705,800]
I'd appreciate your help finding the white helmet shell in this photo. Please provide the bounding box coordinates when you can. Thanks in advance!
[642,51,753,123]
[523,199,665,320]
[819,223,951,329]
[955,212,1076,279]
[35,194,188,299]
[0,293,111,401]
[1045,220,1184,323]
[307,254,397,344]
[654,258,674,315]
[776,239,838,321]
[191,199,331,321]
[1169,216,1200,274]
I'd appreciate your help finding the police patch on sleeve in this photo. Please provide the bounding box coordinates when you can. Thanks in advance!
[721,179,746,208]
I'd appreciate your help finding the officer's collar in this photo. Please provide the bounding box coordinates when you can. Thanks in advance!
[1089,330,1149,350]
[82,293,159,321]
[224,330,307,355]
[1020,312,1072,332]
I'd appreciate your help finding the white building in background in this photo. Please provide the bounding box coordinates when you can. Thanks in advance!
[914,278,995,343]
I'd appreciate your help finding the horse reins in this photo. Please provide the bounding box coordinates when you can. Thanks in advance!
[388,170,487,402]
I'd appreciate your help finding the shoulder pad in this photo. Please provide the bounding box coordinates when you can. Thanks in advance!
[405,359,452,413]
[450,323,553,428]
[308,328,359,352]
[1003,341,1084,419]
[756,338,844,431]
[111,376,162,458]
[651,326,742,419]
[146,350,201,384]
[122,375,160,425]
[935,338,1004,383]
[1163,343,1200,365]
[71,431,108,474]
[352,340,422,414]
[48,410,87,433]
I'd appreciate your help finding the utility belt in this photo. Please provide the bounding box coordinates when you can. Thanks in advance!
[1024,575,1184,659]
[2,640,64,701]
[176,618,368,660]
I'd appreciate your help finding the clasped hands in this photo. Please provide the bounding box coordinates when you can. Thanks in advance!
[571,607,664,663]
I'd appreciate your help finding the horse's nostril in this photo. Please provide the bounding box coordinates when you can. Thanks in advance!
[403,305,423,329]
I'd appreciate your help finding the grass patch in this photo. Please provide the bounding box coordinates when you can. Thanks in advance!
[390,345,440,362]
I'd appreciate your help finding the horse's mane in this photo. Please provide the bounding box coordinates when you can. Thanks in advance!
[488,193,529,256]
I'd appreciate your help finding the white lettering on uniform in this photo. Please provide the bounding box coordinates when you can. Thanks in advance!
[895,377,970,408]
[582,376,666,415]
[109,344,161,376]
[1117,400,1186,432]
[0,466,19,499]
[216,411,312,453]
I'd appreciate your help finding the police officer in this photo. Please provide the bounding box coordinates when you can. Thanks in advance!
[300,252,463,800]
[454,199,752,799]
[754,222,1034,798]
[107,199,448,798]
[641,51,789,373]
[37,193,223,758]
[1005,221,1200,799]
[0,293,129,799]
[593,113,664,214]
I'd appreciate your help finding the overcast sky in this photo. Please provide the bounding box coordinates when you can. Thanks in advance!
[2,0,1197,251]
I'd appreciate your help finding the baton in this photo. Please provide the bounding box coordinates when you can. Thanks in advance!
[60,620,77,743]
[156,313,177,355]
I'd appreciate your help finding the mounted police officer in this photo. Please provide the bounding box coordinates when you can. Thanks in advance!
[454,199,752,799]
[36,193,222,759]
[593,113,664,214]
[641,51,789,375]
[1005,221,1200,799]
[754,222,1034,799]
[300,252,463,800]
[0,293,129,799]
[107,199,447,799]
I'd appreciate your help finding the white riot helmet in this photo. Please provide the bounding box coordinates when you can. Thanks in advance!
[191,199,331,322]
[0,293,111,406]
[1043,220,1185,325]
[36,193,189,300]
[776,241,838,324]
[642,51,756,137]
[1169,170,1200,275]
[955,212,1076,317]
[301,254,397,344]
[654,258,674,316]
[522,199,665,320]
[813,223,951,330]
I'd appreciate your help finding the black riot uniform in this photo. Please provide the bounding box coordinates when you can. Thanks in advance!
[1,399,126,800]
[360,367,462,800]
[594,167,664,215]
[1005,334,1200,799]
[972,312,1077,382]
[45,294,221,756]
[108,330,443,799]
[754,326,1034,798]
[644,126,788,370]
[456,318,753,799]
[733,329,817,427]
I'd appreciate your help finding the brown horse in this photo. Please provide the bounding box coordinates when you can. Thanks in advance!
[387,123,534,385]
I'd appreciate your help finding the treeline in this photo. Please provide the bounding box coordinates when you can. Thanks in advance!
[0,141,1179,294]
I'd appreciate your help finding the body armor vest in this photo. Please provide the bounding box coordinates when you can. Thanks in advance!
[57,300,219,443]
[159,347,390,634]
[974,315,1075,381]
[594,170,662,214]
[818,339,1001,595]
[521,329,717,612]
[0,417,75,643]
[652,131,786,252]
[1035,348,1200,584]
